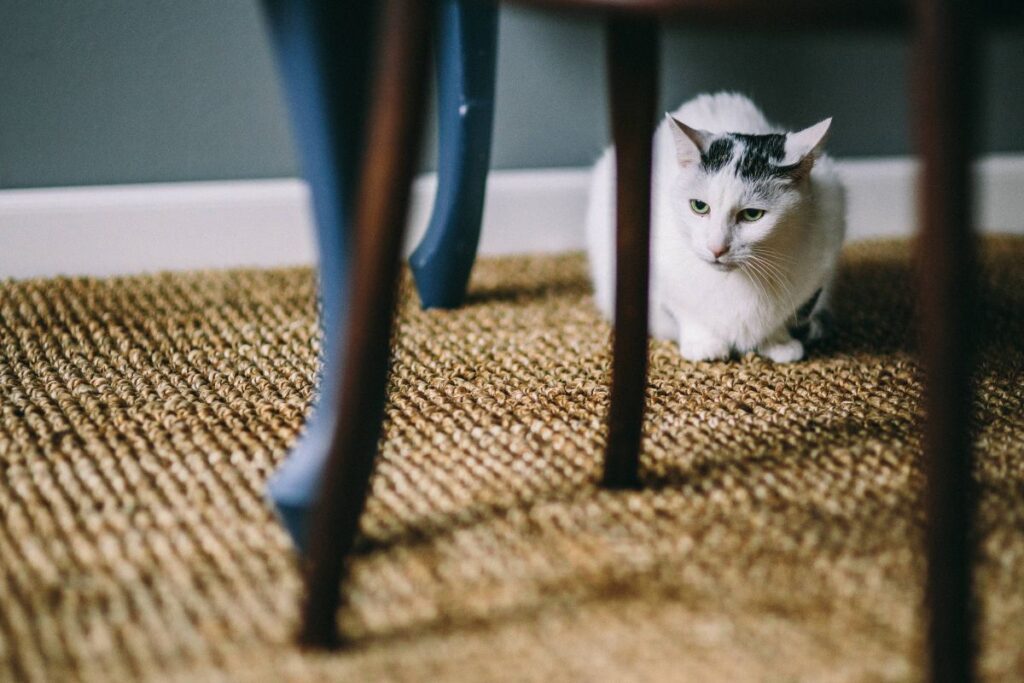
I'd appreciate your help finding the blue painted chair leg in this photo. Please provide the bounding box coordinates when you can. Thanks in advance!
[260,1,374,552]
[409,0,498,309]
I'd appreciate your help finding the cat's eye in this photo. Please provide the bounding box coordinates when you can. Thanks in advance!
[690,199,710,215]
[738,208,765,222]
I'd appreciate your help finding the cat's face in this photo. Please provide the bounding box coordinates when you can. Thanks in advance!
[668,116,831,271]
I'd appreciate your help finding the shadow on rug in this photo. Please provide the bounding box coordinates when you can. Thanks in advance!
[1,237,1022,681]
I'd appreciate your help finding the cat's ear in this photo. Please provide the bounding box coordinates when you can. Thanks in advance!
[781,118,832,179]
[667,115,713,167]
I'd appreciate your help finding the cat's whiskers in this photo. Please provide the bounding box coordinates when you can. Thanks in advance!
[744,252,799,318]
[751,252,790,290]
[760,260,799,317]
[752,246,796,266]
[756,253,798,313]
[753,263,786,313]
[739,258,776,319]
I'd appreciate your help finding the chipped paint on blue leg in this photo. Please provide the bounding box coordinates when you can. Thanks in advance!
[410,0,497,309]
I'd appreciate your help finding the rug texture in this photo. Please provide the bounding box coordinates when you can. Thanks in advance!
[1,238,1022,682]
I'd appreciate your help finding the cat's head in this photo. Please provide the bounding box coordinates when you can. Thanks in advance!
[667,114,832,271]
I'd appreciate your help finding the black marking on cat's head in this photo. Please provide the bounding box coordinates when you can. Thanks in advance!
[731,133,789,181]
[699,137,735,174]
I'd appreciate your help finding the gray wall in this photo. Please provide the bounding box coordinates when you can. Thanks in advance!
[1,0,1022,189]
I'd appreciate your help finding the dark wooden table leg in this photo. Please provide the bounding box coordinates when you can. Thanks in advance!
[601,15,658,490]
[913,0,979,680]
[299,0,435,649]
[260,0,374,552]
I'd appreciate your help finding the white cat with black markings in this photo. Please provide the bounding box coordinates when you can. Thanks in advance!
[586,92,846,362]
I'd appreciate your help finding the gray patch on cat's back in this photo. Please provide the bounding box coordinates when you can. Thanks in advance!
[731,133,788,181]
[699,137,735,174]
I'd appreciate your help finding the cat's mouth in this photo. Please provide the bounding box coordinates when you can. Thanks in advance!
[693,248,740,271]
[707,260,738,272]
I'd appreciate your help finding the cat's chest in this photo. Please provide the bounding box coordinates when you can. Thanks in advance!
[656,258,808,343]
[663,267,769,319]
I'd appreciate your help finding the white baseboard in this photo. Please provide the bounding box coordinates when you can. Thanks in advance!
[1,155,1022,279]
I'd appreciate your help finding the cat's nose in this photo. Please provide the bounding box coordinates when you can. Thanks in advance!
[710,244,730,260]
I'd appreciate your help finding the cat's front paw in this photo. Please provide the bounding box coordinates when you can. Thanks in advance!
[677,332,731,362]
[758,337,805,363]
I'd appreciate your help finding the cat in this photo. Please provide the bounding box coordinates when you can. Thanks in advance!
[585,92,846,363]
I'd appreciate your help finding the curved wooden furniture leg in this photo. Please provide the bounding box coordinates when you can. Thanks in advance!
[600,15,658,490]
[261,0,375,550]
[410,0,498,309]
[299,0,435,649]
[913,0,979,680]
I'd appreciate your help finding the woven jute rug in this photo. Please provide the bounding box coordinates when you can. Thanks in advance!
[1,237,1022,682]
